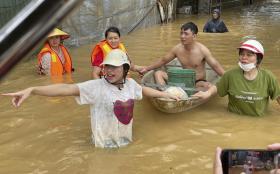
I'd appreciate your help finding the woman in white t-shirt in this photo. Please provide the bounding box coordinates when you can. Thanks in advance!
[2,49,179,148]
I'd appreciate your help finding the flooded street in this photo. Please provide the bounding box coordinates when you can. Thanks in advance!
[0,0,280,173]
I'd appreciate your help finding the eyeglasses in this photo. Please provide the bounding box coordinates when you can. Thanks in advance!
[239,52,256,57]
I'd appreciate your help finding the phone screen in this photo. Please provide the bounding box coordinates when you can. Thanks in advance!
[221,149,280,174]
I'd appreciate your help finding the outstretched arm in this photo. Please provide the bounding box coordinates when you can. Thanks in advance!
[202,45,225,76]
[129,63,145,75]
[192,85,217,100]
[2,84,79,107]
[142,86,179,101]
[140,46,177,74]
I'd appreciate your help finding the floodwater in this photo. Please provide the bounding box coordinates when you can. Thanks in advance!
[0,0,280,173]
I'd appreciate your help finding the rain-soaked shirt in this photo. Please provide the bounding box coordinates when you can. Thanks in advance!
[216,67,280,116]
[76,78,142,148]
[203,19,229,33]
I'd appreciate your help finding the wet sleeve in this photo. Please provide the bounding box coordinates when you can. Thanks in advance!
[41,53,51,75]
[128,78,143,100]
[75,80,99,105]
[92,49,104,67]
[216,72,230,97]
[267,71,280,100]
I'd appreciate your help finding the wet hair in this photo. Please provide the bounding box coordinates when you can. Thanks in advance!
[256,54,263,64]
[105,26,121,38]
[239,49,263,65]
[123,63,130,81]
[181,22,198,34]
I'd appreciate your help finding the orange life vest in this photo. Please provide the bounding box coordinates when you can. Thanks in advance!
[91,40,127,64]
[38,43,73,76]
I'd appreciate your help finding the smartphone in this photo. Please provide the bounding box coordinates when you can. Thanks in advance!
[221,149,280,174]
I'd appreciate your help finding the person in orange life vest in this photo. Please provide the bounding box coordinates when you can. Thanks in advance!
[37,28,74,76]
[91,26,142,79]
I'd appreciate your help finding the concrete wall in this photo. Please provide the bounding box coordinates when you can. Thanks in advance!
[62,0,161,47]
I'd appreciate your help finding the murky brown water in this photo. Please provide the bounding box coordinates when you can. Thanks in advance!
[0,0,280,173]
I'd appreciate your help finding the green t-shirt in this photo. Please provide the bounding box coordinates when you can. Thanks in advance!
[216,67,280,116]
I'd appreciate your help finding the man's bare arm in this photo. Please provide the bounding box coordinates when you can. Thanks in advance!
[202,45,225,76]
[145,47,177,71]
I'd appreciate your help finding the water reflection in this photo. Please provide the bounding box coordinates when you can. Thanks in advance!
[0,0,280,173]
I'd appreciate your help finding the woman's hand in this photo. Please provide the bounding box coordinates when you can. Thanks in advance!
[2,87,33,107]
[192,85,217,100]
[163,92,180,101]
[192,90,211,100]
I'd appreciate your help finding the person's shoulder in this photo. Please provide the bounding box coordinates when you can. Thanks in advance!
[39,45,51,55]
[173,43,182,49]
[219,19,227,23]
[92,40,106,49]
[119,41,126,46]
[125,78,142,90]
[223,67,241,77]
[97,39,106,45]
[219,19,227,26]
[205,19,213,24]
[195,41,210,52]
[259,68,276,77]
[260,68,273,74]
[126,78,138,84]
[93,43,102,50]
[195,41,205,47]
[227,67,240,72]
[170,43,183,53]
[41,52,52,58]
[79,79,104,86]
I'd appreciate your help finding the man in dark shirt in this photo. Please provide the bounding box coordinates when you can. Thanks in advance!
[203,9,229,33]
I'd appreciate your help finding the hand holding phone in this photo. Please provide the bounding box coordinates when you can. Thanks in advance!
[221,149,280,174]
[214,147,223,174]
